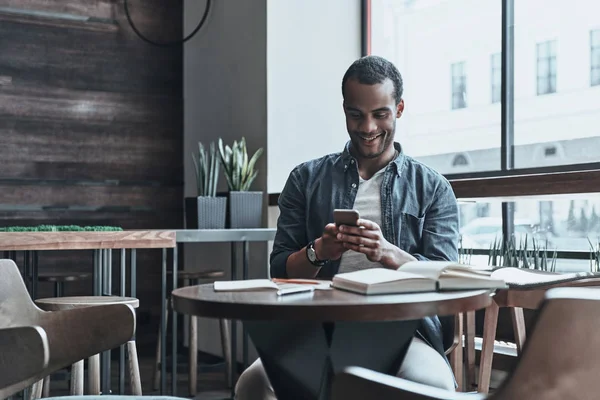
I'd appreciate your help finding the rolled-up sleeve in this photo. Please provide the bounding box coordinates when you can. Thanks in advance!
[270,168,307,278]
[413,180,459,262]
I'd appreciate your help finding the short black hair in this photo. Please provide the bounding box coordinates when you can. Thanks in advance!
[341,55,404,104]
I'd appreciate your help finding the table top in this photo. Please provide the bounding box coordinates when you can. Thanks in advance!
[0,230,176,251]
[175,228,276,243]
[35,296,139,311]
[171,284,493,322]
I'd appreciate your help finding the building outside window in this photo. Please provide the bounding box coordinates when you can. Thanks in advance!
[451,61,467,109]
[592,29,600,86]
[537,40,557,95]
[491,53,502,103]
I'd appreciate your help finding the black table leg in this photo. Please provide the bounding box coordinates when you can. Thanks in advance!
[31,251,38,300]
[172,245,178,396]
[101,249,112,394]
[242,241,249,369]
[230,242,238,399]
[160,248,167,395]
[119,249,126,395]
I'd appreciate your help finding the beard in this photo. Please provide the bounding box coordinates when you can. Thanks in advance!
[349,128,395,160]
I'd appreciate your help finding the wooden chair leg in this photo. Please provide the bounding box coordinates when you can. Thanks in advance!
[28,379,43,400]
[42,375,50,398]
[510,307,527,354]
[219,318,232,388]
[127,340,142,395]
[70,360,84,395]
[153,298,169,391]
[463,311,477,390]
[88,354,100,395]
[189,315,198,396]
[448,313,464,391]
[478,302,499,394]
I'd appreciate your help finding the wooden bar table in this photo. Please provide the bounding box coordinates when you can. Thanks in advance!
[0,230,176,395]
[172,284,494,400]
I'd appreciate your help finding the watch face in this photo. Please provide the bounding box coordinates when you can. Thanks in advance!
[307,246,317,262]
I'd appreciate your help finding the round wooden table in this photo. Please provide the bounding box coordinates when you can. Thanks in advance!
[172,285,493,400]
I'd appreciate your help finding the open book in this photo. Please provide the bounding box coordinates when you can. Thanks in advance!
[489,267,599,289]
[332,261,507,295]
[214,279,332,296]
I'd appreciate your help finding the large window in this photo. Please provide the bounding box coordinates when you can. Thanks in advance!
[592,29,600,86]
[451,62,467,109]
[369,0,502,175]
[367,0,600,263]
[536,40,557,96]
[491,53,501,103]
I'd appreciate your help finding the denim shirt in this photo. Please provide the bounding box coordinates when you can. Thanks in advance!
[270,141,459,279]
[270,141,460,360]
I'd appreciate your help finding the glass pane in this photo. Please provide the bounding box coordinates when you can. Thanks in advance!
[593,29,600,47]
[537,42,548,58]
[537,60,549,76]
[592,68,600,86]
[514,0,600,168]
[459,195,600,273]
[370,0,501,174]
[508,196,600,272]
[459,201,502,251]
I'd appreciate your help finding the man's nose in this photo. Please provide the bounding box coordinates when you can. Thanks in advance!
[360,117,378,134]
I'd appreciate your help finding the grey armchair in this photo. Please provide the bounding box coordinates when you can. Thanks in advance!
[333,287,600,400]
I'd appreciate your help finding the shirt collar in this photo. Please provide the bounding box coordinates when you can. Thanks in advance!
[339,140,405,177]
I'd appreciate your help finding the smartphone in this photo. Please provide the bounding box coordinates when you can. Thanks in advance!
[333,209,360,227]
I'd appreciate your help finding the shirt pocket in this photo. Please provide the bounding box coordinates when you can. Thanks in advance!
[399,212,425,253]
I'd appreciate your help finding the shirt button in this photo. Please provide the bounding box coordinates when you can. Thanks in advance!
[351,183,357,189]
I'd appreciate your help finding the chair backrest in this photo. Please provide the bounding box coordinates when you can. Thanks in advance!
[0,326,49,399]
[492,287,600,400]
[0,259,42,328]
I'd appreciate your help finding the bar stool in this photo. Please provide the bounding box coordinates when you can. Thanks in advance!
[153,269,231,396]
[35,296,141,396]
[37,271,91,297]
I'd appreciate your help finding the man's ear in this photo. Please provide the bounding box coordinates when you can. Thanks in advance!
[396,99,405,118]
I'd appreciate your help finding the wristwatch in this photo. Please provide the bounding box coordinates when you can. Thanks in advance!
[306,240,328,267]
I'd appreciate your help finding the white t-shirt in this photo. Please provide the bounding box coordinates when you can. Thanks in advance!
[338,167,386,273]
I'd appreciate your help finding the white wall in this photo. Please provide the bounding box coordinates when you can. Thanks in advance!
[267,0,362,194]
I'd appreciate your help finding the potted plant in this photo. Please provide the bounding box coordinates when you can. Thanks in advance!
[187,141,227,229]
[218,137,264,228]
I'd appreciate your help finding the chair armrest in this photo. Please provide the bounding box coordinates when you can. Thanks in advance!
[445,314,462,356]
[38,303,135,373]
[332,367,486,400]
[0,326,49,396]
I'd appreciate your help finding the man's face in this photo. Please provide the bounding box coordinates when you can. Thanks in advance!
[343,78,404,160]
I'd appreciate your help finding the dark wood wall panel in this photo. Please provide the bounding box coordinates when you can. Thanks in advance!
[0,0,184,350]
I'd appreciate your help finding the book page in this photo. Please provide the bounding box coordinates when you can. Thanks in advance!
[214,279,278,291]
[335,268,429,285]
[491,267,595,286]
[398,261,458,280]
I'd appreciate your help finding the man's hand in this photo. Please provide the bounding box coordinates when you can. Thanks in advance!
[337,219,416,269]
[315,223,347,261]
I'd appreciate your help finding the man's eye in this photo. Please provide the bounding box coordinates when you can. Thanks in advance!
[374,113,387,119]
[350,113,362,119]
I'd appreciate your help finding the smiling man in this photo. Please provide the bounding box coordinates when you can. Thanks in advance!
[235,56,460,399]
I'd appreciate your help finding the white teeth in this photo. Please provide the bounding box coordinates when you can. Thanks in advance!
[361,134,381,141]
